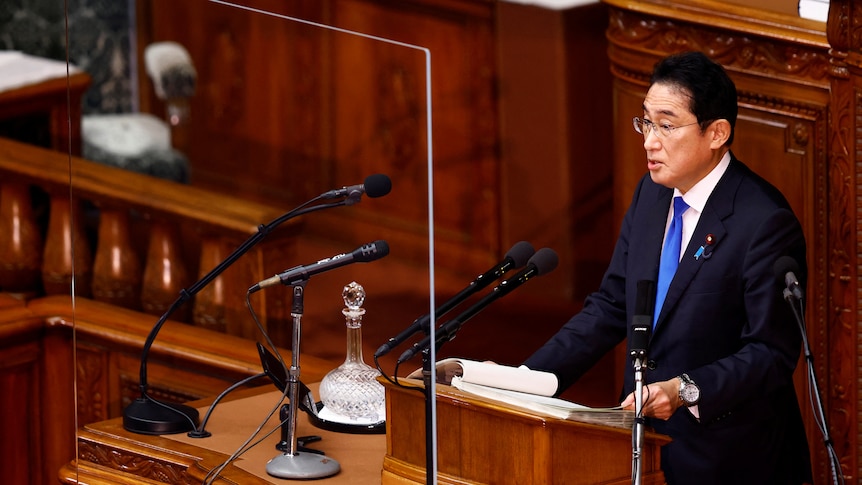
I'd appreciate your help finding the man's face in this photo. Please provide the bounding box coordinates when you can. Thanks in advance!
[641,82,721,194]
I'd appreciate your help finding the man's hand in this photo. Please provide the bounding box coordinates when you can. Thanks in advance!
[620,377,682,420]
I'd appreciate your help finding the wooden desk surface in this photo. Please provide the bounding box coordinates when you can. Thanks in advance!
[62,385,386,484]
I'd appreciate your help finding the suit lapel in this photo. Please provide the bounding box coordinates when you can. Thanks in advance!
[630,187,672,286]
[652,158,742,334]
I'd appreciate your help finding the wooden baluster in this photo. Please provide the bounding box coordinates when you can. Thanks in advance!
[141,220,190,321]
[92,208,141,309]
[193,237,228,333]
[0,183,43,295]
[42,196,93,297]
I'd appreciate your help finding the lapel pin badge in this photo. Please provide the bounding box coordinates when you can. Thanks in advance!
[695,233,716,260]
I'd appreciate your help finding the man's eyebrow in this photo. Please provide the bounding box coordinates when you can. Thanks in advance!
[642,105,680,118]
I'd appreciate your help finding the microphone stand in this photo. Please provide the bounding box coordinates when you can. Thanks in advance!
[630,348,647,485]
[418,320,474,485]
[629,280,654,485]
[123,197,347,435]
[266,282,341,479]
[420,347,436,485]
[783,290,843,485]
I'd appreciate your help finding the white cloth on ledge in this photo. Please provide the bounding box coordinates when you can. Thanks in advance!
[0,51,81,94]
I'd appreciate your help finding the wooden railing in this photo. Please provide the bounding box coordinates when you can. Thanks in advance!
[0,136,350,483]
[0,136,302,344]
[0,293,337,485]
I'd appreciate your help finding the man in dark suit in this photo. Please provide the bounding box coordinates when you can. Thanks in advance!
[524,51,812,484]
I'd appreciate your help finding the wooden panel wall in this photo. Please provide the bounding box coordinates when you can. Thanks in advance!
[134,0,616,306]
[135,0,498,268]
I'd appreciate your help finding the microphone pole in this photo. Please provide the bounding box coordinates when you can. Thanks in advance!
[265,281,341,479]
[630,280,655,485]
[412,248,558,485]
[377,242,534,484]
[775,257,842,485]
[123,175,391,435]
[787,296,841,485]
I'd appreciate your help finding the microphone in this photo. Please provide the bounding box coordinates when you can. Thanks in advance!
[320,174,392,205]
[123,177,393,436]
[630,280,655,359]
[374,241,535,359]
[773,256,804,301]
[250,240,390,292]
[397,247,558,364]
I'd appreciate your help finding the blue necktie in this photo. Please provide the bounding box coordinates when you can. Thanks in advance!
[654,196,689,328]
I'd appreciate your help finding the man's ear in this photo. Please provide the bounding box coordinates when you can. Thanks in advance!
[710,119,731,148]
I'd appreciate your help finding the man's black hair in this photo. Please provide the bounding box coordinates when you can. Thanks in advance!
[650,51,738,146]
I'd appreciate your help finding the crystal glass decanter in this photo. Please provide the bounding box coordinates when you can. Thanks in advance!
[318,282,386,422]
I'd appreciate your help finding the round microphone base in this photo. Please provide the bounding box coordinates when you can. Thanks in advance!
[266,452,341,479]
[123,397,199,435]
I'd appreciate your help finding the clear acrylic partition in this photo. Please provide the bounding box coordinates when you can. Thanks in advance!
[64,0,441,483]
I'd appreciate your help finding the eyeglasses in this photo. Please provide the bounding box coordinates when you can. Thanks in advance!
[632,117,700,138]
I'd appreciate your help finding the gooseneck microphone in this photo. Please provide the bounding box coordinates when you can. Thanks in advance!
[320,173,392,205]
[397,247,559,364]
[773,255,804,301]
[123,175,391,435]
[374,241,535,359]
[250,240,389,293]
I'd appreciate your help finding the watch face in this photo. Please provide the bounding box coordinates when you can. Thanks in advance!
[682,384,700,404]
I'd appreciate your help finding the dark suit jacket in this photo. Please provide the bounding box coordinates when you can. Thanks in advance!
[525,156,812,484]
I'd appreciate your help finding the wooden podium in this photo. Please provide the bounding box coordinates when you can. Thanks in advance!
[381,379,670,485]
[59,379,668,484]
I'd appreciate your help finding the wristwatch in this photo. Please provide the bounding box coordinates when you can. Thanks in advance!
[678,373,700,407]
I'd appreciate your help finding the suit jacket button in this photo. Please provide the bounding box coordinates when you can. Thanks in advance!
[647,360,657,370]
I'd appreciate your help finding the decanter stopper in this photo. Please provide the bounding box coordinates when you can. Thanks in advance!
[318,282,386,422]
[342,281,366,327]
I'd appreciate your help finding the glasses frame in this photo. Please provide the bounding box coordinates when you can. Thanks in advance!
[632,116,701,138]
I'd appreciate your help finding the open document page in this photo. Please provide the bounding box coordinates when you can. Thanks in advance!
[407,357,634,429]
[453,378,634,429]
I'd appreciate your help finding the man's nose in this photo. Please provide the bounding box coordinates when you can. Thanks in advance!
[643,130,660,150]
